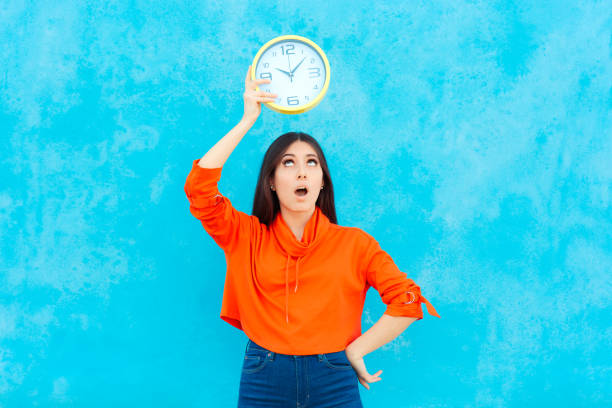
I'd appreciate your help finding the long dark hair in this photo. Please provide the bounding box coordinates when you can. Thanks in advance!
[252,131,337,226]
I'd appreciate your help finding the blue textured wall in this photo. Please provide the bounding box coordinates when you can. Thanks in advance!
[1,1,611,406]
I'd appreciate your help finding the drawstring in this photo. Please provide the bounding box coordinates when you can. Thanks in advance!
[284,255,303,324]
[285,256,289,324]
[295,257,300,292]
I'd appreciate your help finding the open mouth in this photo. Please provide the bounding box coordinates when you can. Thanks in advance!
[294,187,308,197]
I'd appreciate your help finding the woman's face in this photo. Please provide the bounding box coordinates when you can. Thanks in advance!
[271,140,324,213]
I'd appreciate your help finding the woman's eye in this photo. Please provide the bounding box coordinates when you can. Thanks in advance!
[282,159,317,166]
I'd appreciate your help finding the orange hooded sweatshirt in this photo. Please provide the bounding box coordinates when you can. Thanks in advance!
[184,159,440,355]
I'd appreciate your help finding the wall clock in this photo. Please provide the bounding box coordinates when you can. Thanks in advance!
[251,35,331,115]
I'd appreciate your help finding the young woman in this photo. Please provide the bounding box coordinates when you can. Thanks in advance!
[184,66,440,407]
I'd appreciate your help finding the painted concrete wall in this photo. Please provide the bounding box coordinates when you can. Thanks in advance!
[1,1,610,406]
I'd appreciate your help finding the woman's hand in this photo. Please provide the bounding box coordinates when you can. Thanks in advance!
[242,65,278,123]
[345,348,383,390]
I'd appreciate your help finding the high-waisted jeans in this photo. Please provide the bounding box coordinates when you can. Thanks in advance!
[238,338,363,408]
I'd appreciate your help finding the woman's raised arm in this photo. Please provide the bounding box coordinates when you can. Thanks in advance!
[197,65,277,168]
[184,66,277,252]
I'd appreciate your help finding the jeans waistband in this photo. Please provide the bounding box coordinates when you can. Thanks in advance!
[246,338,347,361]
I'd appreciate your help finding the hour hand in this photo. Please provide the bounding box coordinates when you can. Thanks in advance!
[275,67,292,77]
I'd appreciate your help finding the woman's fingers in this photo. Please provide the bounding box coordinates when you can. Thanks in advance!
[247,89,277,97]
[249,79,272,90]
[245,94,276,103]
[257,91,278,98]
[245,90,275,97]
[245,67,272,90]
[244,66,259,88]
[245,89,277,100]
[243,66,275,120]
[364,370,382,382]
[357,369,383,390]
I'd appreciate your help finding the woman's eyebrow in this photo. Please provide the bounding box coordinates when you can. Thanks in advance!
[282,153,319,158]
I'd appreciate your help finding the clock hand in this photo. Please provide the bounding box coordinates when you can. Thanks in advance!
[290,58,306,75]
[275,67,292,77]
[287,54,292,83]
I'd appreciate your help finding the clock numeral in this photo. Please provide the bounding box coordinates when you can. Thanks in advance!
[281,44,295,55]
[308,67,321,78]
[272,52,276,56]
[314,84,318,89]
[305,96,309,101]
[260,72,272,80]
[263,62,269,68]
[310,58,315,63]
[287,96,299,106]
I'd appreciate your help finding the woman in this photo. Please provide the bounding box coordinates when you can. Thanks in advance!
[184,66,440,407]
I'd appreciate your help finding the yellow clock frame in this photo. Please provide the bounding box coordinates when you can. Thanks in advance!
[250,34,331,115]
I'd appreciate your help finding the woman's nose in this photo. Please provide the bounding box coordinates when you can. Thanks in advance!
[297,164,307,177]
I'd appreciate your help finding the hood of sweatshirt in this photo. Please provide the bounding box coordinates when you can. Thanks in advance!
[270,205,331,324]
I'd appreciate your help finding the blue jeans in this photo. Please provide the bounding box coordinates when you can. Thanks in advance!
[238,338,363,407]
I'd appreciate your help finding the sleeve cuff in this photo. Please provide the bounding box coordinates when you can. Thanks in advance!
[191,159,223,175]
[184,159,223,199]
[383,294,441,319]
[384,303,424,319]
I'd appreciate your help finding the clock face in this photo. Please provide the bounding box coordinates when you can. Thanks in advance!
[254,39,327,110]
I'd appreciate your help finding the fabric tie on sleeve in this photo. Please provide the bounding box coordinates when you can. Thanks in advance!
[420,294,440,318]
[405,291,441,318]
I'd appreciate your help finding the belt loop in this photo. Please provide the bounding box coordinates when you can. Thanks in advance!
[268,350,275,361]
[317,354,323,362]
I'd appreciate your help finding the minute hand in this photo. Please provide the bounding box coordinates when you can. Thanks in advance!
[290,58,306,75]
